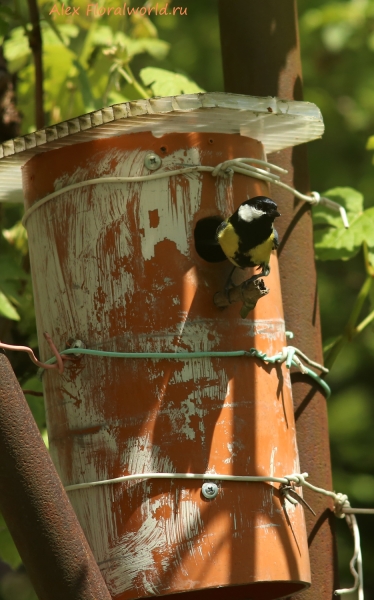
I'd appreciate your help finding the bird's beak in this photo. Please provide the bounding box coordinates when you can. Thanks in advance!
[271,210,281,218]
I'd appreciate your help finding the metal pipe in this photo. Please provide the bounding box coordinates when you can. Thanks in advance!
[0,352,113,600]
[218,1,339,597]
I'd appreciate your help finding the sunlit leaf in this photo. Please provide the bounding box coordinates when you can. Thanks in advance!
[140,67,205,96]
[313,187,374,265]
[96,31,170,60]
[90,25,115,47]
[2,221,28,255]
[43,45,77,112]
[131,14,158,39]
[367,134,374,151]
[127,38,169,60]
[107,89,130,104]
[0,290,20,321]
[322,23,354,52]
[3,26,30,73]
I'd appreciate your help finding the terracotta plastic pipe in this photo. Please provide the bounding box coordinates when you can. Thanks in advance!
[0,352,112,600]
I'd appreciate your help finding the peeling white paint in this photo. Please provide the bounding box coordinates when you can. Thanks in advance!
[216,172,234,217]
[270,446,277,477]
[245,319,285,340]
[105,496,204,595]
[121,435,175,476]
[138,150,203,261]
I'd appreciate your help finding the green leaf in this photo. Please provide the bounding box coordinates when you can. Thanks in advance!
[313,187,374,264]
[90,25,115,48]
[131,14,158,39]
[43,45,77,111]
[2,221,28,256]
[0,513,22,569]
[0,290,20,321]
[140,67,205,96]
[3,26,30,73]
[107,90,130,104]
[0,6,15,18]
[95,31,169,61]
[366,134,374,150]
[42,17,79,46]
[0,256,26,281]
[73,58,100,112]
[126,38,170,60]
[0,15,10,37]
[0,279,24,305]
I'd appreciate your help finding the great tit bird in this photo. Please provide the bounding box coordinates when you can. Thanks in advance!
[216,196,280,291]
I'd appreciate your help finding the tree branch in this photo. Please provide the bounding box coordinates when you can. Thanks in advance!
[214,277,269,318]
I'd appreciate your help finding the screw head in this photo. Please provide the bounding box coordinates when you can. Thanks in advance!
[144,153,162,171]
[202,482,219,499]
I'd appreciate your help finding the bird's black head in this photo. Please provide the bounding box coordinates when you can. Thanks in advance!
[237,196,280,223]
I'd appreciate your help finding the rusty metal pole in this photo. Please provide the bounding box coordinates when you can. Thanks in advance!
[0,352,113,600]
[218,1,339,598]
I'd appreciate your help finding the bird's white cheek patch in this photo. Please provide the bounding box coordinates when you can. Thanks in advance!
[238,204,265,222]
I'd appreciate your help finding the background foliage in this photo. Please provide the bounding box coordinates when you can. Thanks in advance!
[1,0,374,598]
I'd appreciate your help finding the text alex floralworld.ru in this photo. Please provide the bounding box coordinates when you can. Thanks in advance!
[49,3,187,16]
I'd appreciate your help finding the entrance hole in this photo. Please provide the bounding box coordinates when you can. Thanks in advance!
[194,216,227,263]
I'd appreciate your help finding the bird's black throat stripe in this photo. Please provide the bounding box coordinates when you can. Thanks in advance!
[231,213,275,268]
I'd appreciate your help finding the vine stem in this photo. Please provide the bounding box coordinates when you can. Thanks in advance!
[123,64,151,99]
[363,241,374,277]
[26,0,44,129]
[325,273,373,369]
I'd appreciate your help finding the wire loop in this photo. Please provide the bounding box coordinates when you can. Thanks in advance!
[21,156,349,228]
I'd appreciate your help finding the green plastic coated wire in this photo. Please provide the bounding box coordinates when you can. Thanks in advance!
[44,345,331,398]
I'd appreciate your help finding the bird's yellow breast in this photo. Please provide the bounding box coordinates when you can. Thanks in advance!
[245,232,274,264]
[216,223,241,266]
[217,222,274,267]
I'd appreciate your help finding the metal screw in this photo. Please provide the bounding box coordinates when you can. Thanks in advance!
[202,482,219,499]
[144,153,162,171]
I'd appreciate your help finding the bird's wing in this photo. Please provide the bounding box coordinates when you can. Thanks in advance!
[215,220,228,241]
[272,228,279,250]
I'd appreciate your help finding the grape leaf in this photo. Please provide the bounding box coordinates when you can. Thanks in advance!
[0,290,20,321]
[313,187,374,265]
[140,67,205,96]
